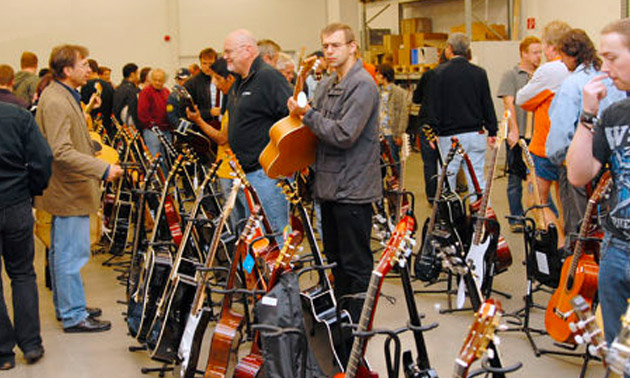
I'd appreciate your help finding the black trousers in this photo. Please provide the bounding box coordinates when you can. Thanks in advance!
[320,201,373,322]
[0,200,41,362]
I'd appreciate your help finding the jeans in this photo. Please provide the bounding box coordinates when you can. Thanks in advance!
[142,129,172,163]
[50,216,91,328]
[382,135,401,177]
[419,129,439,204]
[243,169,288,245]
[599,234,630,345]
[0,200,41,362]
[439,131,487,197]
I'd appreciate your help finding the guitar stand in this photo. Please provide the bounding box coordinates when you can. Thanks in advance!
[209,286,267,343]
[467,356,523,378]
[140,363,173,377]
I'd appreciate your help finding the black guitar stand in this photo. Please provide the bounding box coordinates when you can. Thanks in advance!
[209,286,266,345]
[467,355,523,378]
[126,344,174,377]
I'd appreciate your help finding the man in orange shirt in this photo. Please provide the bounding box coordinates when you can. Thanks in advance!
[516,20,571,220]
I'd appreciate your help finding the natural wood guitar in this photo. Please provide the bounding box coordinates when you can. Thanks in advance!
[259,56,319,178]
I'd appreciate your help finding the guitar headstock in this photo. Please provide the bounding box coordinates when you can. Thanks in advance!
[274,230,303,272]
[497,110,510,145]
[375,215,416,276]
[591,171,612,204]
[173,85,195,110]
[400,133,411,164]
[294,55,319,106]
[570,295,607,358]
[422,124,438,144]
[518,138,535,171]
[278,179,300,205]
[225,149,251,188]
[455,299,502,372]
[444,137,460,165]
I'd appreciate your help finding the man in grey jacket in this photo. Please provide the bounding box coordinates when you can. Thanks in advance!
[288,22,381,322]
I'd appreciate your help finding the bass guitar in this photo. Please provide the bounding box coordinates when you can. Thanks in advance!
[259,56,320,178]
[415,137,462,282]
[453,299,502,378]
[335,215,416,378]
[545,171,611,343]
[457,111,511,308]
[232,231,303,378]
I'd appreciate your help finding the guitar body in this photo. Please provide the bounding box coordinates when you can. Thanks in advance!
[203,309,244,378]
[526,225,560,288]
[415,219,443,282]
[164,198,183,247]
[135,247,173,342]
[333,365,379,378]
[232,352,263,378]
[545,253,599,343]
[109,191,134,255]
[259,115,318,179]
[179,308,213,378]
[148,275,197,363]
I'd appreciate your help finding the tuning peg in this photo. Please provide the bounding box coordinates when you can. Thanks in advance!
[582,332,592,343]
[493,336,501,346]
[486,348,495,359]
[574,335,585,345]
[587,344,601,356]
[569,322,578,333]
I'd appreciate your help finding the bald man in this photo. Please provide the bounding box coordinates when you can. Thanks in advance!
[138,68,170,157]
[223,29,292,240]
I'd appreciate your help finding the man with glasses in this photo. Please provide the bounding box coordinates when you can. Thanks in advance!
[287,22,381,322]
[222,29,292,239]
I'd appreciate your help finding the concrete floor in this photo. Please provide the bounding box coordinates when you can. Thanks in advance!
[3,150,606,377]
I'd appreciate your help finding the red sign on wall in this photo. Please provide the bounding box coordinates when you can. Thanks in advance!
[527,17,536,30]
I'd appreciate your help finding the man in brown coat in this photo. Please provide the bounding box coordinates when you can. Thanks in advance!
[35,45,122,333]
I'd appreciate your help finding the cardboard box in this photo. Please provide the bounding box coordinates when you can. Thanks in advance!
[383,34,402,51]
[398,48,411,66]
[400,17,432,34]
[411,47,439,65]
[451,22,508,41]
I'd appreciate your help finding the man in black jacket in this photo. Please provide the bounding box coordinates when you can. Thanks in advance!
[184,48,220,128]
[0,103,52,370]
[427,32,497,195]
[80,59,114,137]
[112,63,140,128]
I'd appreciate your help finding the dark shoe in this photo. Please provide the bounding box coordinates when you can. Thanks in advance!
[24,346,44,364]
[63,317,112,333]
[510,224,524,233]
[0,359,14,370]
[56,307,102,321]
[87,307,102,318]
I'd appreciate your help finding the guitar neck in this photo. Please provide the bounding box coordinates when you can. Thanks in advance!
[345,271,383,376]
[567,197,598,283]
[473,142,500,245]
[399,260,432,370]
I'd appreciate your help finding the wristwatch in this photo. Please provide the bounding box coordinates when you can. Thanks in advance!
[579,110,598,133]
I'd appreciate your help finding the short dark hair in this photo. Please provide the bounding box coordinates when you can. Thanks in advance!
[88,59,99,74]
[49,44,89,80]
[122,63,138,78]
[377,63,395,82]
[199,48,217,61]
[0,65,15,86]
[559,28,601,70]
[98,66,111,75]
[139,67,151,83]
[211,58,230,79]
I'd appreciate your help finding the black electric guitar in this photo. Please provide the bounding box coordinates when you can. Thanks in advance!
[280,178,354,375]
[146,176,240,362]
[171,85,215,164]
[415,137,463,282]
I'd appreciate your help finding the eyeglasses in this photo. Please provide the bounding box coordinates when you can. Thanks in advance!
[322,42,351,50]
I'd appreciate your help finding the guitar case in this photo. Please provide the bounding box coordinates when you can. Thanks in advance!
[255,272,325,378]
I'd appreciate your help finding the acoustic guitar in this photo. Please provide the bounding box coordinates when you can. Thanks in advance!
[606,299,630,377]
[570,295,607,360]
[259,56,320,179]
[545,171,611,343]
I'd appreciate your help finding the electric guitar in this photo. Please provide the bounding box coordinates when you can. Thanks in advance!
[545,171,611,343]
[335,215,416,378]
[453,299,502,378]
[259,56,320,178]
[415,138,462,282]
[280,177,354,375]
[457,111,510,308]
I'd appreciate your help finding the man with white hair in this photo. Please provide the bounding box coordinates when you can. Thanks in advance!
[138,68,170,157]
[276,52,296,84]
[223,29,292,239]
